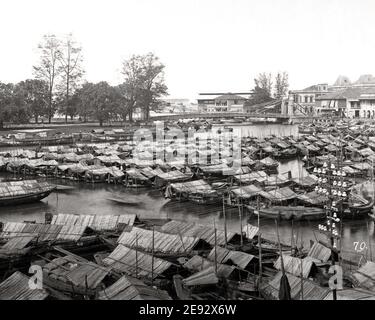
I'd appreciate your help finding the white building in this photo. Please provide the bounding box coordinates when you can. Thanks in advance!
[197,93,251,113]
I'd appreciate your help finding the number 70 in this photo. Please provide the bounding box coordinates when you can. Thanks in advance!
[353,241,367,252]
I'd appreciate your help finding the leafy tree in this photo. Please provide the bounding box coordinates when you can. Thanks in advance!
[0,82,15,127]
[74,82,123,126]
[121,53,167,121]
[274,72,289,99]
[33,34,62,123]
[14,79,49,123]
[57,33,84,123]
[254,73,273,97]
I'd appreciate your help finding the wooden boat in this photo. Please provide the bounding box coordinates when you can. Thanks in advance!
[250,205,326,221]
[106,197,141,207]
[0,180,55,206]
[346,197,375,219]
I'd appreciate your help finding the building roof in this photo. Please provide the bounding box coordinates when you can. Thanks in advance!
[214,94,248,101]
[333,75,352,86]
[316,86,375,101]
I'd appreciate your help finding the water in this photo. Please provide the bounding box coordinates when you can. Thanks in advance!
[0,123,373,265]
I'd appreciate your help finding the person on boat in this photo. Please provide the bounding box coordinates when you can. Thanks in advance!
[45,212,53,224]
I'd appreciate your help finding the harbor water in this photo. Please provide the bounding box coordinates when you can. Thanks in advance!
[0,123,373,265]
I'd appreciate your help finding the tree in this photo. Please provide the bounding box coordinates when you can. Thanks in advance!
[33,34,62,123]
[74,82,123,126]
[121,53,167,121]
[71,83,93,122]
[57,33,84,123]
[274,72,289,99]
[249,72,274,105]
[254,72,273,97]
[14,79,49,123]
[0,82,15,128]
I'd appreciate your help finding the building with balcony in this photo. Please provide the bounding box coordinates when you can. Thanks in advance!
[197,93,251,113]
[315,86,375,118]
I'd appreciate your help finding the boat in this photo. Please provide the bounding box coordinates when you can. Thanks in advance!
[106,197,141,206]
[0,180,55,206]
[249,205,326,221]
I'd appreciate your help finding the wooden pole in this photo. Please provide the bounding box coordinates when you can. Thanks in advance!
[151,225,155,285]
[300,242,304,300]
[214,219,218,275]
[135,233,139,278]
[238,202,243,246]
[275,219,285,275]
[223,195,228,247]
[291,219,294,255]
[258,232,263,295]
[367,221,373,261]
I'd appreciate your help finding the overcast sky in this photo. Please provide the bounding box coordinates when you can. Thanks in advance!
[1,0,375,99]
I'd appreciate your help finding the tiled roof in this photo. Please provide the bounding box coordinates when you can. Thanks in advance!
[316,87,375,101]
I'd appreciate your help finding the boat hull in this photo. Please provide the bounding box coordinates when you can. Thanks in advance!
[251,206,326,221]
[0,189,55,206]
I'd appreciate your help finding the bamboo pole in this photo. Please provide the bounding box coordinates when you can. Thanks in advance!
[258,232,263,295]
[223,195,227,247]
[238,202,243,247]
[275,219,285,275]
[151,225,155,285]
[367,221,373,261]
[214,218,218,275]
[135,233,139,278]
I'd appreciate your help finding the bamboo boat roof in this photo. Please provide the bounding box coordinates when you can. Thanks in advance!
[160,220,237,246]
[43,255,110,291]
[323,288,375,300]
[297,191,328,205]
[260,271,330,300]
[102,245,173,279]
[117,226,201,255]
[182,265,235,287]
[259,187,297,202]
[183,255,213,272]
[352,261,375,292]
[126,168,150,181]
[0,272,49,300]
[207,246,255,270]
[350,162,372,171]
[98,276,171,300]
[274,255,318,278]
[140,167,164,178]
[169,179,215,194]
[307,242,331,262]
[155,170,191,182]
[96,155,126,164]
[233,171,268,184]
[0,180,54,198]
[51,213,136,231]
[292,175,318,187]
[242,224,259,239]
[0,234,36,254]
[231,185,262,198]
[260,157,278,166]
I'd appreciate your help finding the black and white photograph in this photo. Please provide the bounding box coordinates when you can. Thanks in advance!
[0,0,375,308]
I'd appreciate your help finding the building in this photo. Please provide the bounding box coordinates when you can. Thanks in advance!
[284,84,328,116]
[315,86,375,118]
[197,93,251,113]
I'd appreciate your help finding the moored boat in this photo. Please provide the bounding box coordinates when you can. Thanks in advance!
[0,180,55,206]
[249,205,326,221]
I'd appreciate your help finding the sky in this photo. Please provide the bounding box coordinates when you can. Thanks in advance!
[1,0,375,100]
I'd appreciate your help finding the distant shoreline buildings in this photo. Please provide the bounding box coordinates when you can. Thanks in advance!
[285,74,375,118]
